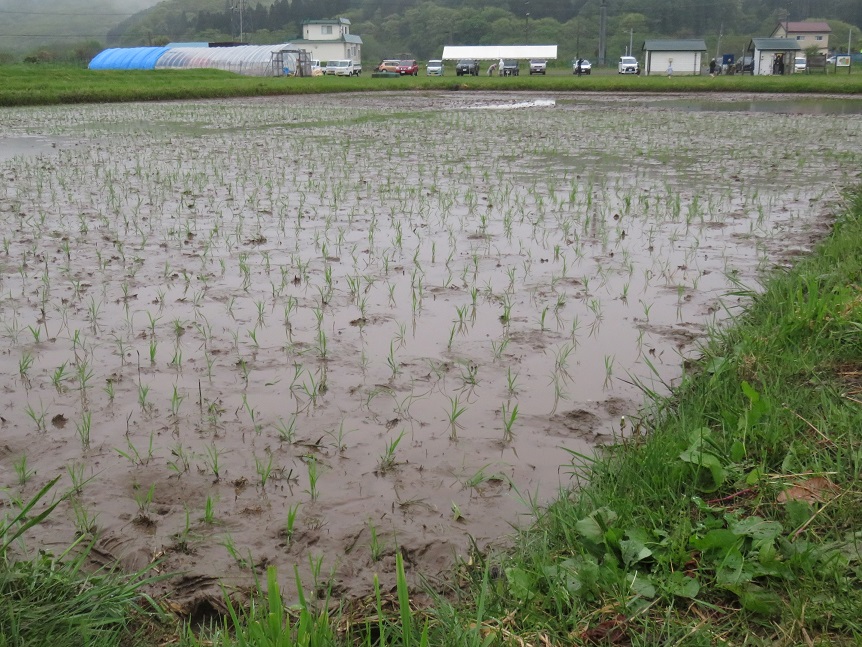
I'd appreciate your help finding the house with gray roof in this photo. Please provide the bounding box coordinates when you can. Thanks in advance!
[747,38,801,75]
[642,39,707,75]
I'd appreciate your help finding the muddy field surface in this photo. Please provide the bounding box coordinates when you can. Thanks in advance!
[1,91,860,610]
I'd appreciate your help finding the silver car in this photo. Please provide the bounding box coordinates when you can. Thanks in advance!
[426,59,444,76]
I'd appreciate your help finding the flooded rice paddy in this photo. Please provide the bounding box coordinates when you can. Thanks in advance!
[1,91,861,608]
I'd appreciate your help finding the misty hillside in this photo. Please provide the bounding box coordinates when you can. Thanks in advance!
[0,0,163,51]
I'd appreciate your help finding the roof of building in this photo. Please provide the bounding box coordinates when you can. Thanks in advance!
[291,34,363,45]
[779,21,832,33]
[302,18,350,25]
[750,38,802,51]
[441,45,557,60]
[642,39,707,52]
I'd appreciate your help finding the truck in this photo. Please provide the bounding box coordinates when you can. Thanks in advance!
[455,59,479,76]
[324,59,362,76]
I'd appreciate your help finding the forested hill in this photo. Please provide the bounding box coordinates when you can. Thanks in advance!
[0,0,159,53]
[104,0,861,65]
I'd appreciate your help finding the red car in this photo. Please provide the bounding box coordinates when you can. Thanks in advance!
[396,59,418,76]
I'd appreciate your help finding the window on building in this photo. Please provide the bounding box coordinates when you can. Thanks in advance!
[815,36,823,41]
[796,35,803,40]
[322,25,332,35]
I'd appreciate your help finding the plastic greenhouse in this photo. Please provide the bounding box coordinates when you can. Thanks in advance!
[155,44,300,76]
[88,44,306,76]
[88,47,171,71]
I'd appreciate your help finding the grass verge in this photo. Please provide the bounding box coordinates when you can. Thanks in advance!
[0,479,164,646]
[1,64,861,107]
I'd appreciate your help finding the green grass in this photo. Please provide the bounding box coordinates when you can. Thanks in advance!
[1,63,861,106]
[0,478,164,646]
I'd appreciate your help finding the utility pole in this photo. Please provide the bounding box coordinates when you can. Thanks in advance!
[598,0,607,65]
[715,22,723,61]
[525,1,530,44]
[576,22,580,58]
[629,28,633,57]
[849,29,853,75]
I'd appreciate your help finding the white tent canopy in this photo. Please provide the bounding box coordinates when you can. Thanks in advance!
[441,45,557,60]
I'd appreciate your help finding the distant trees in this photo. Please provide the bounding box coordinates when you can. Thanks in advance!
[96,0,861,65]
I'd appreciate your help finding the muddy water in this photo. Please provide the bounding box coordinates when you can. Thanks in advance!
[0,92,860,609]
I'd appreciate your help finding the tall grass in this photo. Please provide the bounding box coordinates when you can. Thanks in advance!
[0,478,163,646]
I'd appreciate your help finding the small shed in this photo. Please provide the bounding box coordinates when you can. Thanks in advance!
[642,39,707,75]
[747,38,801,75]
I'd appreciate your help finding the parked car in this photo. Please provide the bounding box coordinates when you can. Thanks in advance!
[794,56,807,72]
[426,59,444,76]
[377,59,400,73]
[735,55,754,74]
[572,58,592,74]
[325,59,360,76]
[455,59,479,76]
[502,59,520,76]
[618,56,640,74]
[396,59,419,76]
[529,59,547,75]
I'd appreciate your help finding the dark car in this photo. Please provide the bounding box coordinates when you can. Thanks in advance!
[735,55,754,74]
[455,59,479,76]
[501,59,520,76]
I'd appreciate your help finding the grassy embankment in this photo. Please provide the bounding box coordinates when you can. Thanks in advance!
[1,63,862,106]
[3,166,861,644]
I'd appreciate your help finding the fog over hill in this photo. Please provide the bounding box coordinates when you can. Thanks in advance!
[0,0,163,51]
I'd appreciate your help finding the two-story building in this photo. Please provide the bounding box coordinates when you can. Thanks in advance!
[290,18,362,65]
[771,21,831,55]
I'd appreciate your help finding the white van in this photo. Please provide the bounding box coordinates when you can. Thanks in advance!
[794,56,806,73]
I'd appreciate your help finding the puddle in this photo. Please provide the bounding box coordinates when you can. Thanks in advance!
[0,92,858,607]
[0,135,65,162]
[658,96,862,115]
[467,98,556,110]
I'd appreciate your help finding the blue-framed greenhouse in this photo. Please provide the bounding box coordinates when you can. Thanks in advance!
[88,44,305,76]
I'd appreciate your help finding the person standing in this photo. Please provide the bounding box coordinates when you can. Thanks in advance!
[576,58,583,76]
[709,58,717,77]
[499,58,504,76]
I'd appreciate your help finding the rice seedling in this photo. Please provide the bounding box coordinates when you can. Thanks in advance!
[203,442,222,481]
[283,502,300,543]
[14,454,34,485]
[305,457,319,501]
[75,411,92,449]
[501,401,519,443]
[368,521,384,562]
[378,429,406,473]
[24,402,47,432]
[254,451,274,489]
[274,415,297,443]
[202,494,218,524]
[132,481,155,519]
[446,395,468,440]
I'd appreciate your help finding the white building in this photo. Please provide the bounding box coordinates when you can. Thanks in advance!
[290,18,362,65]
[748,38,801,75]
[642,39,707,75]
